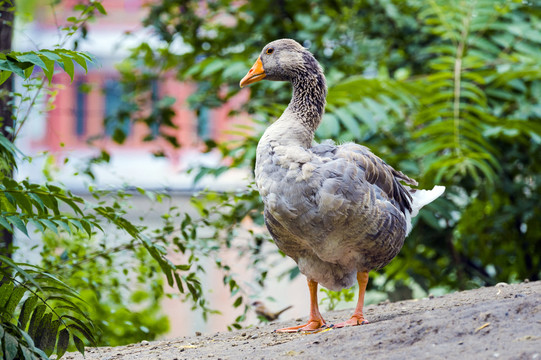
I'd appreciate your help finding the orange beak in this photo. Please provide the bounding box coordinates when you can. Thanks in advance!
[240,56,266,88]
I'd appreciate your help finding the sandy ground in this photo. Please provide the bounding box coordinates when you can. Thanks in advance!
[65,280,541,360]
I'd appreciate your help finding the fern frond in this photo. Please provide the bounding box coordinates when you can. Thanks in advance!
[411,0,541,187]
[0,257,96,359]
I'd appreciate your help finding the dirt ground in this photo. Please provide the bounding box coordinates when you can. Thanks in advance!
[65,280,540,360]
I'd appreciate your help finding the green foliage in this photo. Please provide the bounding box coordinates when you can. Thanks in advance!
[411,0,541,187]
[0,172,99,237]
[1,1,104,355]
[0,139,200,305]
[40,230,169,346]
[0,132,18,175]
[0,255,95,359]
[319,287,356,312]
[2,0,230,354]
[0,49,95,85]
[403,0,541,289]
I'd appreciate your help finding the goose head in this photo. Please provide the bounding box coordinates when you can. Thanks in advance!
[240,39,327,133]
[240,39,323,87]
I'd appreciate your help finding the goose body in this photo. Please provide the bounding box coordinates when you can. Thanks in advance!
[240,39,444,331]
[257,139,413,291]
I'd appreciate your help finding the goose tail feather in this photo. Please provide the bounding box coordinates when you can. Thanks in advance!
[405,185,445,235]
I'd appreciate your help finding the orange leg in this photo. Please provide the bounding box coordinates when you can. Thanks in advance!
[333,271,370,328]
[275,278,326,333]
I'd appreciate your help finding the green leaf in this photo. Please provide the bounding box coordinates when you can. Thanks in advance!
[38,218,58,234]
[18,328,38,354]
[0,133,21,158]
[3,332,19,360]
[60,55,75,82]
[28,304,46,339]
[5,286,26,318]
[7,215,28,236]
[17,52,47,78]
[233,296,243,308]
[39,319,60,356]
[79,219,93,237]
[27,193,45,213]
[67,218,85,234]
[94,2,107,15]
[34,312,52,347]
[0,70,12,85]
[0,58,30,78]
[62,315,95,343]
[20,346,34,360]
[0,216,11,232]
[19,295,39,330]
[53,219,72,235]
[16,53,46,69]
[59,197,84,216]
[28,219,44,233]
[71,54,88,73]
[0,281,15,308]
[38,50,62,62]
[174,272,184,293]
[354,104,377,131]
[41,57,55,83]
[72,335,85,356]
[34,274,80,298]
[56,328,70,359]
[11,191,34,214]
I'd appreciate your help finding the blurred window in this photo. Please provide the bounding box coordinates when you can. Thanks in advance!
[104,79,131,137]
[197,107,211,140]
[149,79,160,137]
[75,80,87,137]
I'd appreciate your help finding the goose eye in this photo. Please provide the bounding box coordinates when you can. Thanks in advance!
[266,48,274,55]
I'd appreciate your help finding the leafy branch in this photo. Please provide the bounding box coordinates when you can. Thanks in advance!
[0,256,95,359]
[409,0,541,186]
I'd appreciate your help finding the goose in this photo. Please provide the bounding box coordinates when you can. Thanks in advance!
[239,39,445,332]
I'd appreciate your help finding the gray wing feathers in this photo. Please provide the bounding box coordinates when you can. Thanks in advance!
[313,141,417,214]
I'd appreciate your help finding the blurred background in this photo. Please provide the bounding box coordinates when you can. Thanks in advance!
[2,0,540,352]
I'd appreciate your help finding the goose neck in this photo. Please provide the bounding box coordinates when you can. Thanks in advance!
[288,71,327,132]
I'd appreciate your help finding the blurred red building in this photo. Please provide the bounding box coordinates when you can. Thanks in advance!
[43,71,249,157]
[22,0,250,176]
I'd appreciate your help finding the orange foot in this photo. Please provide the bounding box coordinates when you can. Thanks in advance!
[275,319,326,333]
[333,315,369,328]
